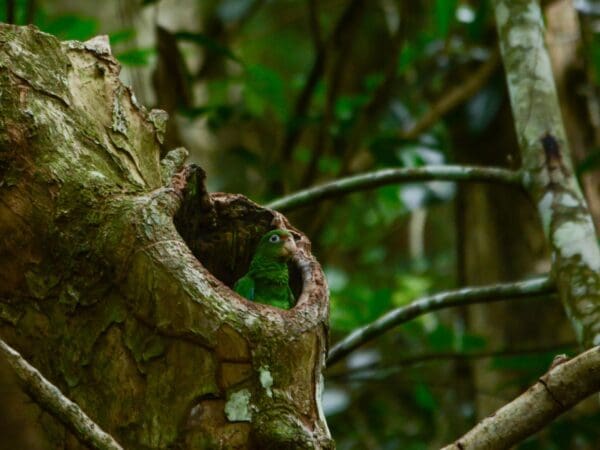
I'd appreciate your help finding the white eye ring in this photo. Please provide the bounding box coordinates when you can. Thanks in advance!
[269,234,280,243]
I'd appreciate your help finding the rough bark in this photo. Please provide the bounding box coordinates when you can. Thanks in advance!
[442,346,600,450]
[494,0,600,347]
[0,24,332,450]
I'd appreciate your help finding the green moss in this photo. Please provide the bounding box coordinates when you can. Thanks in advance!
[0,26,70,104]
[0,303,23,325]
[25,271,60,300]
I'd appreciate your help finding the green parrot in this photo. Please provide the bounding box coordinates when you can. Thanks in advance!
[234,229,297,309]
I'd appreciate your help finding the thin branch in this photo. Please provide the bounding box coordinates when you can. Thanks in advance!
[309,3,408,186]
[279,0,366,166]
[328,342,576,381]
[0,338,123,450]
[442,346,600,450]
[399,50,500,140]
[267,165,523,212]
[326,276,554,366]
[301,0,366,188]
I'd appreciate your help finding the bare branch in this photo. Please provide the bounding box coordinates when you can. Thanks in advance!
[279,0,366,167]
[0,338,123,450]
[267,165,523,212]
[442,346,600,450]
[327,276,554,366]
[400,51,500,140]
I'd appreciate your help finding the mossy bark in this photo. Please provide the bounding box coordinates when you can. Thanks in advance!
[494,0,600,347]
[0,25,332,449]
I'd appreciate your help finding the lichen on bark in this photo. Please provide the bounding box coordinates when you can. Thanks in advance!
[494,0,600,347]
[0,24,333,449]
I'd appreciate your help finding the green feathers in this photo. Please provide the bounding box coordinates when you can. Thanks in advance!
[234,229,297,309]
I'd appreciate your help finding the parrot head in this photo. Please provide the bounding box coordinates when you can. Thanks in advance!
[255,229,297,261]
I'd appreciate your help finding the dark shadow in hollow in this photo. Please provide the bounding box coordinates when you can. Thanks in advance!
[173,164,303,302]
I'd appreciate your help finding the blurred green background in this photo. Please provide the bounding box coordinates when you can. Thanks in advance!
[2,0,600,448]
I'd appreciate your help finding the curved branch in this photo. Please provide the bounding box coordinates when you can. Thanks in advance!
[327,276,554,366]
[442,346,600,449]
[0,338,123,450]
[267,165,523,212]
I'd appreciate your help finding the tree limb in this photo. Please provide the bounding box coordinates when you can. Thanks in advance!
[441,346,600,450]
[0,338,123,450]
[494,0,600,347]
[400,50,500,140]
[267,165,523,212]
[327,276,554,366]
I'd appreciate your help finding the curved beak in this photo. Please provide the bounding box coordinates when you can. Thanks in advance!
[281,234,297,258]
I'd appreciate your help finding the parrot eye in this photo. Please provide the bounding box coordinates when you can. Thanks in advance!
[269,234,280,243]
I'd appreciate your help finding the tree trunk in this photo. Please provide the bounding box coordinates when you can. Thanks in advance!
[494,0,600,348]
[0,24,333,450]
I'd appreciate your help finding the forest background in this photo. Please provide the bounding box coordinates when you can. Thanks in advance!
[1,0,600,449]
